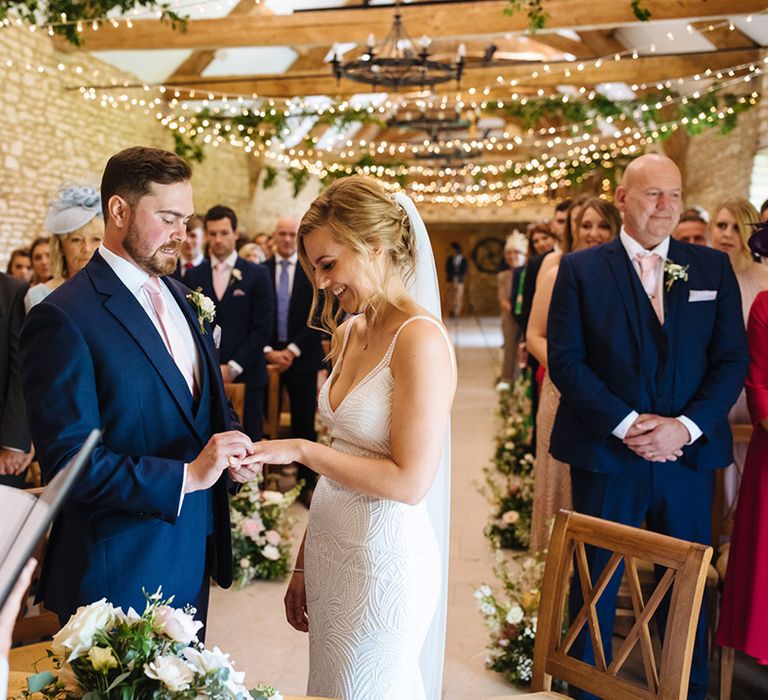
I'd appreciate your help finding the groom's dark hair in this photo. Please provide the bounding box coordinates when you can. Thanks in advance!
[101,146,192,222]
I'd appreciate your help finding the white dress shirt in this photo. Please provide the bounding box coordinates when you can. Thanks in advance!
[0,655,7,700]
[100,244,202,510]
[265,252,302,358]
[210,251,245,378]
[612,230,702,445]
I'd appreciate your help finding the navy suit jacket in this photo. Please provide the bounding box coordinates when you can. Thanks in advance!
[547,237,748,474]
[0,273,30,450]
[183,258,273,388]
[21,251,238,617]
[264,257,324,374]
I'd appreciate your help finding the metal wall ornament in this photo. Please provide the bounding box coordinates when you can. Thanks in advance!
[330,1,466,92]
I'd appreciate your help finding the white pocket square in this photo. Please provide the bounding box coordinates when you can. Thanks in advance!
[232,288,246,297]
[688,290,717,302]
[212,325,222,349]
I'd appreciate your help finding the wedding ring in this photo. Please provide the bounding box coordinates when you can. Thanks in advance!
[228,455,240,469]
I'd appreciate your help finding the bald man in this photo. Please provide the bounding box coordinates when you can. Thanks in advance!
[547,154,748,699]
[263,217,324,505]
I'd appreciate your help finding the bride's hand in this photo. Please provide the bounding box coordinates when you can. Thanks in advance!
[284,571,308,633]
[247,439,306,466]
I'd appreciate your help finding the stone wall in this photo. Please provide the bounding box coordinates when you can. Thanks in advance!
[0,26,250,265]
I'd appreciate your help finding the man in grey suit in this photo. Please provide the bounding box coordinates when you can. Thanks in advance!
[0,272,32,486]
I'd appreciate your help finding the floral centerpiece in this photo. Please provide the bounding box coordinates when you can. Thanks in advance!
[475,550,546,687]
[230,473,303,587]
[22,590,280,699]
[479,373,535,549]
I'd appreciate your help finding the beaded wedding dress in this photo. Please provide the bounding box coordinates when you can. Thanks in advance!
[305,314,449,700]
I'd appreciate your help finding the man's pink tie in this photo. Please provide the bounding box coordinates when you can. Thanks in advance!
[213,262,229,300]
[636,252,663,323]
[144,277,198,397]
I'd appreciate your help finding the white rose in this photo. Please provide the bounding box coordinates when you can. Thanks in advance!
[113,606,141,626]
[144,655,195,692]
[262,544,281,561]
[262,490,284,505]
[88,646,118,672]
[501,510,520,525]
[506,603,524,625]
[240,557,251,569]
[184,646,245,693]
[201,296,216,315]
[51,598,116,662]
[153,605,203,644]
[265,530,281,546]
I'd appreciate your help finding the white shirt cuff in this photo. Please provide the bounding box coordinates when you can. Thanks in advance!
[287,343,302,358]
[0,654,8,700]
[263,345,273,354]
[0,446,23,453]
[613,411,639,440]
[227,360,243,379]
[676,415,702,445]
[178,464,187,516]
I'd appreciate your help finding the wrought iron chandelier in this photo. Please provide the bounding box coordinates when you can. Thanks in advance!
[331,1,465,91]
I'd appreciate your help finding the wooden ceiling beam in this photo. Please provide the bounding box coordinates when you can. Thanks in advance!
[692,21,758,49]
[74,0,768,51]
[161,48,759,98]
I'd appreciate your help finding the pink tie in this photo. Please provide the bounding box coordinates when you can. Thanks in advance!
[636,253,663,323]
[213,262,229,300]
[144,277,198,397]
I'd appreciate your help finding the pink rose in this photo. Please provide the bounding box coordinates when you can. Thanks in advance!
[265,530,281,546]
[241,517,265,541]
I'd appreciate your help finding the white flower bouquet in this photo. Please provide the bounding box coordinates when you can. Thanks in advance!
[22,591,280,700]
[230,473,303,587]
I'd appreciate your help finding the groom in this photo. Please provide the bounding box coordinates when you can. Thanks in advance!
[21,146,258,630]
[547,154,748,699]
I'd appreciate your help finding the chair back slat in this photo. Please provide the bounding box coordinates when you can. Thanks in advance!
[531,510,712,700]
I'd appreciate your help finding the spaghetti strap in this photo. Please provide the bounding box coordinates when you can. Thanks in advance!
[384,315,456,379]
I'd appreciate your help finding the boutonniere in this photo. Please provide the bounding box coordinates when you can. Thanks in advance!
[230,268,242,284]
[664,259,689,292]
[186,287,216,333]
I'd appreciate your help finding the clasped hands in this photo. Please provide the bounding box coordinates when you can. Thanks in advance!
[623,414,690,463]
[185,432,306,493]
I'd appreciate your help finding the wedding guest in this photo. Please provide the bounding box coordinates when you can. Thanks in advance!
[445,241,468,317]
[674,211,709,246]
[760,197,768,222]
[21,146,256,631]
[0,559,36,700]
[6,249,31,283]
[181,215,205,271]
[251,176,455,700]
[0,272,32,487]
[549,199,571,244]
[527,198,621,552]
[264,216,325,506]
[238,242,264,264]
[255,233,272,261]
[24,186,104,312]
[497,233,526,382]
[184,205,273,441]
[28,236,51,286]
[527,222,556,256]
[548,154,748,699]
[716,226,768,664]
[709,198,768,511]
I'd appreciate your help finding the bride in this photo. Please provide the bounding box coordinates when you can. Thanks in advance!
[248,176,455,700]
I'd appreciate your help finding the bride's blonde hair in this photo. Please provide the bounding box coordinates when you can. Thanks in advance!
[298,175,418,361]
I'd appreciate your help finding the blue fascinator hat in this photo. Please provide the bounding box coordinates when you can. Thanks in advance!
[44,185,103,235]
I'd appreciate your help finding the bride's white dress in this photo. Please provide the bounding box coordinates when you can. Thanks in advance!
[305,315,445,700]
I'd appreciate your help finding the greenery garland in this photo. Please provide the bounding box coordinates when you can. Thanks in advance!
[504,0,651,31]
[1,1,185,46]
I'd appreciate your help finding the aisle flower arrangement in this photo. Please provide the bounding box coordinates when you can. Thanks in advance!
[23,591,280,699]
[475,550,546,686]
[479,372,535,549]
[230,474,303,587]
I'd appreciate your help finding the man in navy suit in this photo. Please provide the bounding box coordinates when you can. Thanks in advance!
[547,154,748,699]
[21,147,259,631]
[184,205,273,441]
[264,216,324,503]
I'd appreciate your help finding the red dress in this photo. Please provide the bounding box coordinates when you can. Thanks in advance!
[716,290,768,663]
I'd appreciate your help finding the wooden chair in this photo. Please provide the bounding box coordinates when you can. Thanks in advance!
[263,364,291,440]
[11,488,59,646]
[496,510,712,700]
[223,382,246,425]
[716,422,754,700]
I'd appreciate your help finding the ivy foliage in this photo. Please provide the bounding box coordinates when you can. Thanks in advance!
[504,0,651,31]
[1,1,186,46]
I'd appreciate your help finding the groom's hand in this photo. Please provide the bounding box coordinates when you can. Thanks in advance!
[624,415,688,462]
[186,431,255,493]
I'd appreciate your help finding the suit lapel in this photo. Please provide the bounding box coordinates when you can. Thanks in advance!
[87,253,199,434]
[606,239,642,351]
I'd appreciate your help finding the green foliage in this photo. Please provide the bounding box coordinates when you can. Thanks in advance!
[1,1,186,47]
[171,131,205,165]
[504,0,549,32]
[262,165,279,190]
[631,0,652,22]
[287,167,311,197]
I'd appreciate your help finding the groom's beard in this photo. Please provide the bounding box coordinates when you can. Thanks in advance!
[124,218,181,276]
